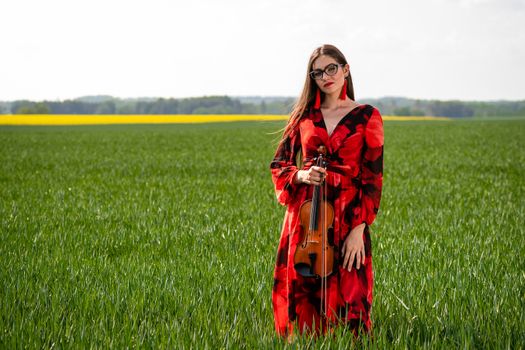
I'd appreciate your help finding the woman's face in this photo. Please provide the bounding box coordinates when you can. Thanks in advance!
[311,55,349,95]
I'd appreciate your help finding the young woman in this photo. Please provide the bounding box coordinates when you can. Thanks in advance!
[270,44,384,338]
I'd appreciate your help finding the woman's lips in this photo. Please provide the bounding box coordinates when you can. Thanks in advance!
[324,82,334,87]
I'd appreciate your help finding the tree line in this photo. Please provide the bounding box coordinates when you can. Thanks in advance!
[363,97,525,118]
[3,96,295,115]
[1,95,524,117]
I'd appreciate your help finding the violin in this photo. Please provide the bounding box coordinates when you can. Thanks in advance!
[294,145,335,279]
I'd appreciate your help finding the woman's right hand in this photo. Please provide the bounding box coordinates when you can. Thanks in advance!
[294,166,327,185]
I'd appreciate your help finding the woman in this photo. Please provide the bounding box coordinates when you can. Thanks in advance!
[270,44,384,338]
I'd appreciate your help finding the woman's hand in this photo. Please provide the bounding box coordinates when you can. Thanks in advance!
[294,166,327,185]
[341,223,366,272]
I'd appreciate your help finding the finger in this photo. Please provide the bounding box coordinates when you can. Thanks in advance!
[312,167,326,177]
[348,251,356,272]
[312,177,321,185]
[343,247,350,269]
[361,246,366,265]
[355,251,361,270]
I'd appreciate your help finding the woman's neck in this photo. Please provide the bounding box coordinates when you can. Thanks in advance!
[321,93,354,110]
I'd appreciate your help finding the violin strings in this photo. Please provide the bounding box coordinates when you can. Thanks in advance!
[323,172,328,320]
[321,176,325,318]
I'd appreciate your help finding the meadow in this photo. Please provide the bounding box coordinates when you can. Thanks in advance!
[0,117,524,348]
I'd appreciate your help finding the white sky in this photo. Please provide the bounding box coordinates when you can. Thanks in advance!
[1,0,524,102]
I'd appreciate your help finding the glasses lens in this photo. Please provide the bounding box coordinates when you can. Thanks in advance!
[311,64,340,79]
[326,64,338,76]
[310,70,321,79]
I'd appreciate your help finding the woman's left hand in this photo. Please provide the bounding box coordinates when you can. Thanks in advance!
[341,223,366,272]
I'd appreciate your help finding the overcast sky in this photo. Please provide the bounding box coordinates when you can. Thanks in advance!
[1,0,524,102]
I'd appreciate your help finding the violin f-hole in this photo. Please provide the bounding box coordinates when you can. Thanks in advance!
[308,253,317,276]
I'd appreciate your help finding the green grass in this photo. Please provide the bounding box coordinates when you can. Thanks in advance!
[1,119,524,348]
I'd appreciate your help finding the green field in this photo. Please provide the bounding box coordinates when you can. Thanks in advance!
[1,119,524,348]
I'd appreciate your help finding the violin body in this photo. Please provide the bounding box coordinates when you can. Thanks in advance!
[295,199,335,278]
[294,146,336,279]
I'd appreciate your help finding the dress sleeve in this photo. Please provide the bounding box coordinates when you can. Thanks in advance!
[353,108,384,229]
[270,127,302,206]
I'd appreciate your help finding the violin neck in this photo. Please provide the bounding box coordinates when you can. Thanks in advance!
[309,184,321,231]
[309,153,326,231]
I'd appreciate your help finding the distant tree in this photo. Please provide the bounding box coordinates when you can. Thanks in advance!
[260,100,267,114]
[95,101,116,114]
[240,103,259,114]
[411,109,425,116]
[265,100,293,114]
[116,102,136,114]
[47,100,96,114]
[428,100,474,117]
[0,102,9,114]
[148,98,179,114]
[15,106,34,114]
[392,107,411,116]
[393,107,426,116]
[15,102,50,114]
[11,100,31,114]
[135,101,152,114]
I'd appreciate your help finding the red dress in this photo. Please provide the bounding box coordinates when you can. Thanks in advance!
[270,104,384,337]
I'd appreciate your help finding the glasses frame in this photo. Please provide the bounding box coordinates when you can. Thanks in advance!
[309,63,345,80]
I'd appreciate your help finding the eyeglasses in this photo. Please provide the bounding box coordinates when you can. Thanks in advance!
[309,63,344,80]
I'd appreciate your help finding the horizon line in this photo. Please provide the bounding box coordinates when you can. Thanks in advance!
[1,95,524,103]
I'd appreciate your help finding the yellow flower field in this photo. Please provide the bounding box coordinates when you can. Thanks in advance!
[0,114,451,125]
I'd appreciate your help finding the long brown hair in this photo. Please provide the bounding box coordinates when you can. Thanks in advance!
[277,44,355,148]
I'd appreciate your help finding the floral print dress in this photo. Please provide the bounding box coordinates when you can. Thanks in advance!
[270,104,384,336]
